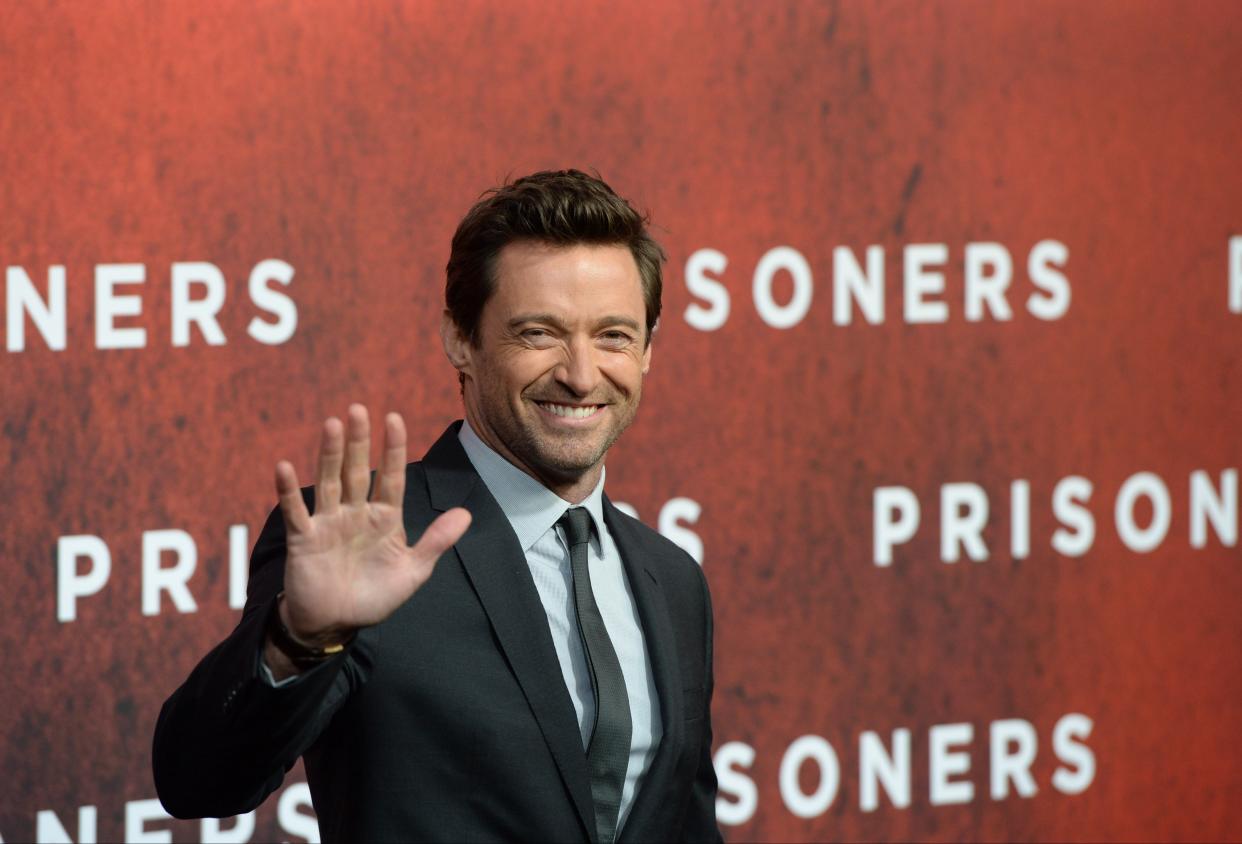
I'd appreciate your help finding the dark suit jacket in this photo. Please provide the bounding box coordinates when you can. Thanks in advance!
[153,422,721,843]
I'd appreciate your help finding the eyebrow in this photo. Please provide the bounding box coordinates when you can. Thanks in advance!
[508,313,642,333]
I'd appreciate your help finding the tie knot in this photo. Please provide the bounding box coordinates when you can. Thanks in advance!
[557,507,593,549]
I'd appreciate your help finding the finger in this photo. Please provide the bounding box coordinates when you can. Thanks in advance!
[342,403,372,505]
[408,507,472,564]
[275,460,312,535]
[376,412,407,507]
[316,416,345,515]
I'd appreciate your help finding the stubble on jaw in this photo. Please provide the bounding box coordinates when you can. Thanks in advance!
[522,396,639,477]
[469,378,642,493]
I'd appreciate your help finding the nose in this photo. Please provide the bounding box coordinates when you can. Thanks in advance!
[554,337,601,398]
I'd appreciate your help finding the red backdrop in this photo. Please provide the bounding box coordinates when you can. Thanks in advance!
[3,1,1240,841]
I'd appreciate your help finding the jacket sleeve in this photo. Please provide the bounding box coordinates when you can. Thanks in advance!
[680,563,724,843]
[152,500,369,819]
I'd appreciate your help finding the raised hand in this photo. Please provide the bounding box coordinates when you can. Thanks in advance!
[268,404,470,672]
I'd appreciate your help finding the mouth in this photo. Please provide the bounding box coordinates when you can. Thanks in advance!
[533,400,606,421]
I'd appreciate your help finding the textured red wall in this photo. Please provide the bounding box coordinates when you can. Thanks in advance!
[3,1,1240,841]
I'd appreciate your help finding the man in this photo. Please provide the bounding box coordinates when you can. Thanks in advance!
[153,170,722,843]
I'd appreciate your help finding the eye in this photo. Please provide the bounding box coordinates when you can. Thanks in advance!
[520,327,557,346]
[600,330,635,347]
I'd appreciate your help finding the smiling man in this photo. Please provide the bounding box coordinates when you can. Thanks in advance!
[444,238,651,501]
[153,170,722,843]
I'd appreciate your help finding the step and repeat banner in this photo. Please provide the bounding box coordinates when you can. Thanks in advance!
[3,1,1240,842]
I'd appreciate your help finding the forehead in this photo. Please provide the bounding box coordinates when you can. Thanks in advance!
[487,241,644,320]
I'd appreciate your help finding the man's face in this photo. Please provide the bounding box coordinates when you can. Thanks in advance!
[444,241,652,492]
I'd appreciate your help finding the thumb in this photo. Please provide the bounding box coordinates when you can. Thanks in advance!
[409,507,472,562]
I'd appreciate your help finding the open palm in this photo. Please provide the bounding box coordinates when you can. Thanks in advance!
[274,405,471,644]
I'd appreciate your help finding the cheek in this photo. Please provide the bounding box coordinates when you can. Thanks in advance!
[603,355,646,392]
[491,350,556,395]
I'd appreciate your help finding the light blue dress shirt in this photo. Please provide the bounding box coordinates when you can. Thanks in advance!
[458,420,662,833]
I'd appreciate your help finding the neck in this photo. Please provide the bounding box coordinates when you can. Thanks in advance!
[541,464,604,505]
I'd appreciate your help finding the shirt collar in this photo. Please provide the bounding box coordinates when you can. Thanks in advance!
[458,418,607,553]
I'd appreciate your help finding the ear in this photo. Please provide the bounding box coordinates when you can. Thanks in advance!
[641,335,653,375]
[441,310,473,376]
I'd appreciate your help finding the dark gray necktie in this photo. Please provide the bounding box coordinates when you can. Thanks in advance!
[558,507,631,844]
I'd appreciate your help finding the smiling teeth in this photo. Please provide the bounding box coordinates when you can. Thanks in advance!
[541,403,600,419]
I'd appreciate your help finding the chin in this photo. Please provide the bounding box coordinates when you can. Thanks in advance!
[533,445,607,476]
[520,434,609,476]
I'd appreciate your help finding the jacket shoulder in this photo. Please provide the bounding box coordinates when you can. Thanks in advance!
[606,503,711,601]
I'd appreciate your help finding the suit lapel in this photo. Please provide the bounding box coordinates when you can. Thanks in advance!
[421,425,596,841]
[604,498,686,841]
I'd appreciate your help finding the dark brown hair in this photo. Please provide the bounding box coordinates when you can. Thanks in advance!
[445,169,665,346]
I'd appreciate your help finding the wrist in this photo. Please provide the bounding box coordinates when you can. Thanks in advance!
[266,593,357,671]
[262,637,301,683]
